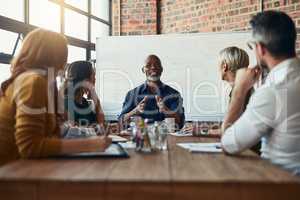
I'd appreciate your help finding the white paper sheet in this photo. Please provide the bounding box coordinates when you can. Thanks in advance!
[119,141,136,149]
[169,131,193,137]
[177,142,222,153]
[109,135,128,143]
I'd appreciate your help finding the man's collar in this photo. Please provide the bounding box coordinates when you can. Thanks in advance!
[141,81,166,92]
[265,57,300,85]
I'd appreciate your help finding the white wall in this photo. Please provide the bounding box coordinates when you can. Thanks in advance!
[96,32,255,121]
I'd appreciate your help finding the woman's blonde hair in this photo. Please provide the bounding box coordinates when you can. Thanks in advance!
[219,46,249,74]
[1,28,68,95]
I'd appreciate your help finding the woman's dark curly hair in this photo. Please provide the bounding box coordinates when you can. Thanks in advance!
[63,61,94,97]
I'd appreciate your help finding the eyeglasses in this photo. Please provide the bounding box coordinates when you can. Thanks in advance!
[247,40,257,50]
[143,64,162,69]
[247,39,266,51]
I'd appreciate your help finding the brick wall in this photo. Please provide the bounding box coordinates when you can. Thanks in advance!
[112,0,121,35]
[263,0,300,54]
[112,0,300,54]
[112,0,157,35]
[160,0,259,33]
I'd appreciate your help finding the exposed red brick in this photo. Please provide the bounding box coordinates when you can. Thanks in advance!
[112,0,300,55]
[112,0,157,35]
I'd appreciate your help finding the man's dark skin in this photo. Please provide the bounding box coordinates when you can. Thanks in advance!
[123,55,181,125]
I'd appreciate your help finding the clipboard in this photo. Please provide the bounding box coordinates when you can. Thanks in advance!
[56,143,129,158]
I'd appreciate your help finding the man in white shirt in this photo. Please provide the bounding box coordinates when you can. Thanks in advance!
[221,10,300,175]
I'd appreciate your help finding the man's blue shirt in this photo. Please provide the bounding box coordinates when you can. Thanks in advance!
[118,82,185,129]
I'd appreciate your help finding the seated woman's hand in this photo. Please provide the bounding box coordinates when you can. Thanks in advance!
[98,136,112,151]
[106,122,120,135]
[208,128,222,136]
[181,124,193,134]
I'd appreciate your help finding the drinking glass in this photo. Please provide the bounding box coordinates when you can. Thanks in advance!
[159,122,168,150]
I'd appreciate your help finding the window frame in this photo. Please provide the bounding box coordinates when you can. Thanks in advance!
[0,0,112,64]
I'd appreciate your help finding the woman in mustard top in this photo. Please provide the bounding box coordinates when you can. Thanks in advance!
[0,28,111,166]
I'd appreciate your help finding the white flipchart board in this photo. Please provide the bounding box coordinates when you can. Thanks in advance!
[96,32,255,121]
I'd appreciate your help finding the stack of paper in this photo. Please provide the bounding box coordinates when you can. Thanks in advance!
[177,142,222,153]
[119,141,136,149]
[169,131,193,137]
[109,135,128,143]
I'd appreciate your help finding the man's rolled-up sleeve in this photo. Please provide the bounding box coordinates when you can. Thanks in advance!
[166,93,185,129]
[221,87,276,154]
[118,91,135,121]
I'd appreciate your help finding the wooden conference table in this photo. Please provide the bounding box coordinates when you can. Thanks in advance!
[0,136,299,200]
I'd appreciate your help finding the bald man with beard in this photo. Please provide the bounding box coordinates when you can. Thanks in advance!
[118,55,185,130]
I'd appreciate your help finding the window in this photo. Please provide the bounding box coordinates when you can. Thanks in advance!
[91,19,110,43]
[68,45,86,63]
[91,50,96,61]
[0,29,19,54]
[65,9,88,40]
[0,0,24,22]
[0,0,111,66]
[91,0,110,21]
[29,0,61,32]
[65,0,88,12]
[0,29,22,71]
[0,64,11,84]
